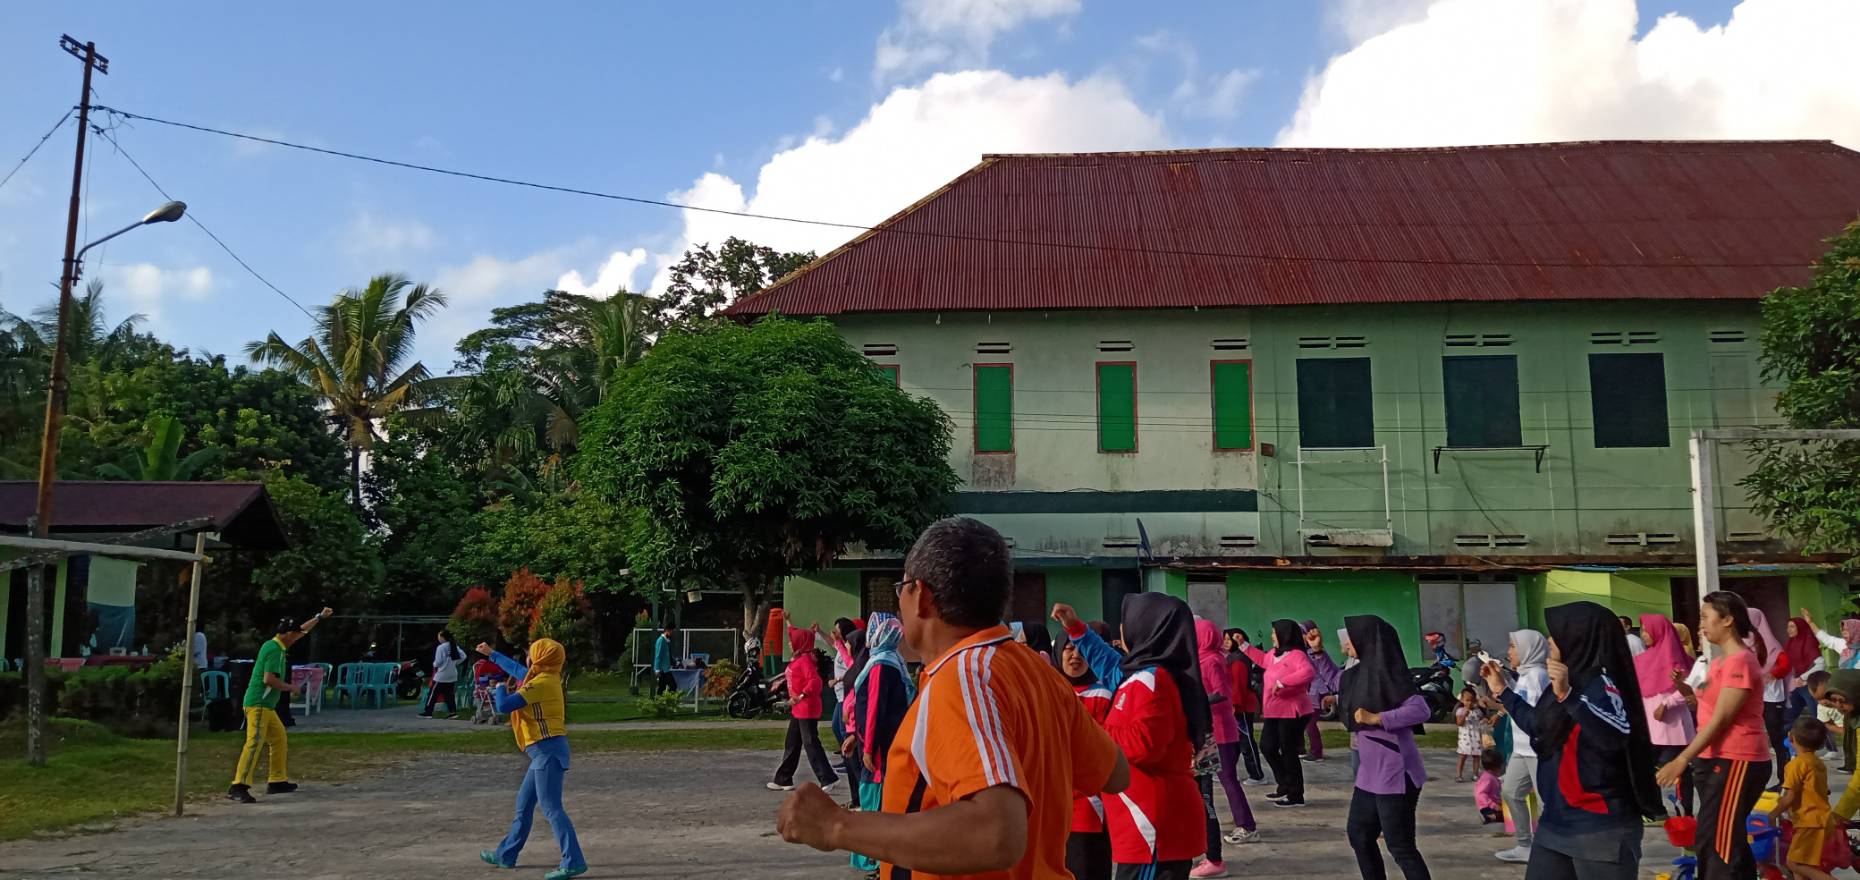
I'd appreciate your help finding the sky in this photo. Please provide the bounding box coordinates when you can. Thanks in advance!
[3,0,1857,374]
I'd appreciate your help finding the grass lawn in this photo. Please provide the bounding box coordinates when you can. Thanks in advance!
[0,718,786,842]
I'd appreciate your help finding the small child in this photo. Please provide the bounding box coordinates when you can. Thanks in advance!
[1773,716,1836,880]
[472,655,506,725]
[1454,687,1489,782]
[1475,749,1505,824]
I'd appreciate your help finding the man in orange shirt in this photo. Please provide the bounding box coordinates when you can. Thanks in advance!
[778,517,1130,879]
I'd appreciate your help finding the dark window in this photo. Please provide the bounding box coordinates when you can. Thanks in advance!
[1443,355,1522,446]
[1590,353,1670,448]
[861,571,902,617]
[1296,357,1374,448]
[1096,363,1137,452]
[1211,361,1253,450]
[973,364,1013,452]
[1010,572,1047,627]
[1100,570,1140,630]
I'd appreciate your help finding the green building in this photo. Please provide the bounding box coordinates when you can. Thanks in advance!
[728,140,1860,659]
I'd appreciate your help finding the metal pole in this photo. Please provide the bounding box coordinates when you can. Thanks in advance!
[173,532,208,816]
[25,36,103,768]
[1689,433,1720,598]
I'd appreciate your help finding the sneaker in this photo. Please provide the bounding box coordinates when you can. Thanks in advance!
[821,779,843,794]
[446,713,458,720]
[767,782,795,791]
[1223,827,1260,845]
[479,850,516,869]
[1301,754,1325,763]
[543,868,588,880]
[1271,796,1305,808]
[265,781,298,794]
[1189,860,1229,878]
[226,784,256,804]
[1263,790,1285,800]
[1495,845,1531,863]
[1242,777,1271,786]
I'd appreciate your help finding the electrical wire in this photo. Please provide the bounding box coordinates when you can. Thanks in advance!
[90,105,1819,272]
[91,124,317,322]
[0,108,73,194]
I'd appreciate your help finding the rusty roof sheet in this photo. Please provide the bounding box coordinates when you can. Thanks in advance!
[0,481,290,550]
[726,140,1860,317]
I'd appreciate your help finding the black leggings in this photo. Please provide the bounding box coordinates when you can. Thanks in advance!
[1764,702,1786,770]
[1112,862,1189,880]
[1346,780,1430,880]
[773,716,839,787]
[1199,774,1223,864]
[422,681,457,716]
[1694,757,1772,879]
[1066,830,1112,880]
[1235,711,1265,780]
[1261,715,1309,799]
[1652,745,1693,817]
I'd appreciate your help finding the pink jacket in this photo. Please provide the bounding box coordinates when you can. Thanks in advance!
[785,628,824,720]
[1242,643,1316,719]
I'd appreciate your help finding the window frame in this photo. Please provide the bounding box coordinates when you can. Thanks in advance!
[1294,356,1376,449]
[1588,352,1671,449]
[1095,360,1139,454]
[972,362,1015,454]
[1209,358,1256,452]
[1441,354,1523,448]
[873,363,901,387]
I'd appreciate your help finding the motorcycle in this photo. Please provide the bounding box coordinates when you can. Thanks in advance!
[725,654,789,720]
[1411,665,1458,723]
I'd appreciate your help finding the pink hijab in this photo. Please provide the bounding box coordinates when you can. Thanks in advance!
[1634,614,1688,697]
[1745,607,1782,669]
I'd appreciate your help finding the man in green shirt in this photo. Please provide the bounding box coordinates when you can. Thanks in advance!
[229,607,331,803]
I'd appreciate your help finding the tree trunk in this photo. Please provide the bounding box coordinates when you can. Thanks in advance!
[742,576,775,662]
[348,445,363,512]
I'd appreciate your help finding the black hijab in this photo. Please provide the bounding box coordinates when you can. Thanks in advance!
[1054,632,1097,687]
[1270,619,1303,656]
[1338,615,1419,732]
[846,629,868,683]
[1540,601,1662,819]
[1121,592,1211,747]
[1023,624,1055,666]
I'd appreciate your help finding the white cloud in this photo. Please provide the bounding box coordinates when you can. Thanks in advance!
[621,69,1166,295]
[100,262,213,331]
[875,0,1080,81]
[1137,31,1259,121]
[1280,0,1860,148]
[554,248,648,297]
[340,211,438,263]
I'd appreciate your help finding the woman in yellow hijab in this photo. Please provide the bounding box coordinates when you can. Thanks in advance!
[477,639,587,879]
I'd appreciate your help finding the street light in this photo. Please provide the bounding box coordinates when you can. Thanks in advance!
[22,198,187,765]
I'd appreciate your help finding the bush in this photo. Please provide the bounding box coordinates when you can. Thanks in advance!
[530,577,598,669]
[642,691,683,719]
[702,658,741,698]
[0,646,187,738]
[449,586,499,650]
[497,568,550,648]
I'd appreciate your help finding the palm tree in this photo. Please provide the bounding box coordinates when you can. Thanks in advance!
[16,279,147,365]
[246,273,447,508]
[95,415,221,481]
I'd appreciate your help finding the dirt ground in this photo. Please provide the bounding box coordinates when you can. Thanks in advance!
[0,748,1707,879]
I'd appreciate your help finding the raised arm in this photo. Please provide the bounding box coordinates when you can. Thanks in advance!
[1054,604,1124,691]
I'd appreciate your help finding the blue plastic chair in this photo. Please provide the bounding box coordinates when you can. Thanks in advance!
[364,662,396,707]
[333,662,364,707]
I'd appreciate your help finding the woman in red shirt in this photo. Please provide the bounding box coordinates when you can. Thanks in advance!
[1657,591,1772,879]
[1056,626,1117,880]
[1102,593,1209,880]
[1225,629,1265,784]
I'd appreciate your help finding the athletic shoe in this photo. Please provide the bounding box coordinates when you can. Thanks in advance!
[1301,754,1325,763]
[1189,859,1229,878]
[446,713,458,720]
[479,851,516,869]
[821,779,843,794]
[1271,796,1305,808]
[265,781,298,794]
[226,784,255,804]
[1242,777,1271,786]
[1224,827,1260,845]
[543,867,588,880]
[767,781,795,791]
[1495,846,1531,863]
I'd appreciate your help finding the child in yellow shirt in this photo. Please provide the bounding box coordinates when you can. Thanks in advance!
[1772,717,1836,880]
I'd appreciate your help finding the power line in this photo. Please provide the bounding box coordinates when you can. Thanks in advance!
[91,104,1818,272]
[90,124,317,322]
[0,108,74,194]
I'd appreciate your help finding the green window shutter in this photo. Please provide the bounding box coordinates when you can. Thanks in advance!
[1211,361,1253,450]
[874,364,900,386]
[974,365,1014,452]
[1590,353,1669,448]
[1443,355,1522,447]
[1097,363,1137,452]
[1295,357,1374,448]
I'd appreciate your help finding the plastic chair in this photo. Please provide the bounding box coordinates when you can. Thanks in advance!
[311,662,334,697]
[333,662,364,708]
[363,662,396,708]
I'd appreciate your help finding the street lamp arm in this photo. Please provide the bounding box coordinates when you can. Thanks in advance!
[73,220,145,264]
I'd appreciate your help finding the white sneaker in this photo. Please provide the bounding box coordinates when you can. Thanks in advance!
[766,782,795,791]
[821,779,843,794]
[1495,845,1531,863]
[1223,827,1260,845]
[1242,777,1271,786]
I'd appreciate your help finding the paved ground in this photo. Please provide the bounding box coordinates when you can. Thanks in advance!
[289,703,785,734]
[0,747,1711,879]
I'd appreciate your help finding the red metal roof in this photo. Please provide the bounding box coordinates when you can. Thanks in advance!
[726,140,1860,317]
[0,481,290,550]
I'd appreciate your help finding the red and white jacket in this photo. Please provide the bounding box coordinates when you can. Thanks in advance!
[1102,668,1205,864]
[1070,682,1115,833]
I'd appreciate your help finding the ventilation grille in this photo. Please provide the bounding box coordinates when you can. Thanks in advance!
[861,343,898,357]
[1297,335,1368,350]
[1211,337,1249,351]
[1453,533,1529,548]
[1219,534,1258,549]
[975,341,1012,355]
[1097,339,1134,353]
[1725,531,1769,544]
[1604,532,1682,546]
[1101,537,1142,549]
[1709,329,1750,345]
[1444,333,1514,348]
[1591,330,1661,346]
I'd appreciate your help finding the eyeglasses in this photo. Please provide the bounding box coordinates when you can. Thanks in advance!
[891,577,917,596]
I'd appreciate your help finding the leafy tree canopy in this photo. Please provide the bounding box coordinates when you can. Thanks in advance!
[652,238,814,334]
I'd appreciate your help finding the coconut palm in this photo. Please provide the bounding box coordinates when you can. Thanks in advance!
[10,279,148,366]
[95,414,221,481]
[246,273,447,507]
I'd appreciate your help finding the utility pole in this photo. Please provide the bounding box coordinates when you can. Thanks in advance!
[24,35,107,767]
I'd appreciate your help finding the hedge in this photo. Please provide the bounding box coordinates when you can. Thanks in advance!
[0,652,187,738]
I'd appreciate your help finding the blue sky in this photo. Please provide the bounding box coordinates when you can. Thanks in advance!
[7,0,1851,375]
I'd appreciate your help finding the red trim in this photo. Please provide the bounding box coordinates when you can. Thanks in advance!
[1095,361,1138,454]
[1210,359,1256,452]
[973,362,1014,454]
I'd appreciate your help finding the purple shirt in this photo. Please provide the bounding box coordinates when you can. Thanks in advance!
[1350,694,1429,795]
[1308,650,1342,697]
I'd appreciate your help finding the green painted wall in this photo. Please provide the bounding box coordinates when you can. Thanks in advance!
[782,569,860,656]
[1044,568,1101,638]
[1225,570,1424,664]
[50,558,67,658]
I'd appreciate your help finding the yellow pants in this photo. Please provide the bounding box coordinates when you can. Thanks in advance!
[231,706,288,786]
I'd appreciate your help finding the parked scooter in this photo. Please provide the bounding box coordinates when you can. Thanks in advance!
[726,653,789,719]
[1411,665,1458,723]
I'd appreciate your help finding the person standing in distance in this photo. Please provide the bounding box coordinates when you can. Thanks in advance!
[652,624,677,696]
[227,607,331,803]
[777,516,1130,879]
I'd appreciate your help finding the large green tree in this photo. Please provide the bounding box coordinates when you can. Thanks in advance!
[247,273,446,507]
[1748,220,1860,562]
[652,238,814,334]
[578,316,957,634]
[363,425,483,612]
